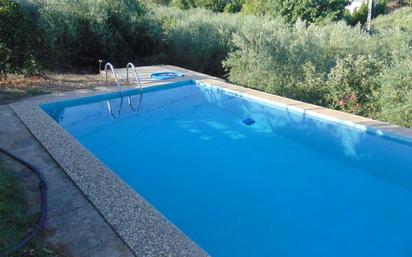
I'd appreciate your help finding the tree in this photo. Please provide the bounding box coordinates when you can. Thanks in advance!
[343,0,387,27]
[242,0,350,24]
[367,0,373,31]
[172,0,228,12]
[0,0,41,78]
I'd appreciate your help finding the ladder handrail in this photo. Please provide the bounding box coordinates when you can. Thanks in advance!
[107,97,123,119]
[104,63,121,90]
[126,62,143,113]
[126,62,143,92]
[103,62,144,118]
[104,62,122,119]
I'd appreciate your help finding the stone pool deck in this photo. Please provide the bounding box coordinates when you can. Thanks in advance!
[0,105,134,257]
[2,65,412,257]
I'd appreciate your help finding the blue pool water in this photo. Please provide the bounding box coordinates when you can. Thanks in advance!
[151,71,184,80]
[43,81,412,257]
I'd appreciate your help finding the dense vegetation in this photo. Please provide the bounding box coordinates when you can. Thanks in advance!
[223,8,412,126]
[18,0,152,71]
[242,0,350,23]
[0,0,411,127]
[0,0,41,78]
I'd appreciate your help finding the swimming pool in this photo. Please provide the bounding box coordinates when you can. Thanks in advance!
[42,80,412,257]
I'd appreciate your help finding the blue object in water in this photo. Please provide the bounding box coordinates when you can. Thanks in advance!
[42,81,412,257]
[151,71,184,80]
[242,118,255,126]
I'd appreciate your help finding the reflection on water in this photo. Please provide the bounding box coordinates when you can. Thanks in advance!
[128,94,143,113]
[107,96,123,119]
[107,91,144,119]
[199,85,363,159]
[46,106,65,123]
[198,84,411,191]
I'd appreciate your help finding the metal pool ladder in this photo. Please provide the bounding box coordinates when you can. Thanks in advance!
[104,62,144,118]
[104,63,121,91]
[104,63,122,119]
[126,62,143,113]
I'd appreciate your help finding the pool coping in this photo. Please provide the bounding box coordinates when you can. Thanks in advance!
[10,65,412,257]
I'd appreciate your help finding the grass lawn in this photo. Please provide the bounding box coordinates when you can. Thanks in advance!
[0,163,60,257]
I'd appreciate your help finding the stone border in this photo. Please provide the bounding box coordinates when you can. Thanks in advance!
[10,65,412,257]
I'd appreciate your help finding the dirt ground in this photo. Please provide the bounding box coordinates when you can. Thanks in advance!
[0,73,106,104]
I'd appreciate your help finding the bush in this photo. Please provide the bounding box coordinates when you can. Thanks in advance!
[194,0,227,12]
[378,59,412,127]
[224,0,245,13]
[171,0,196,9]
[150,7,251,76]
[171,0,228,12]
[325,55,383,116]
[374,0,387,17]
[242,0,350,24]
[223,20,380,103]
[344,0,387,26]
[372,6,412,33]
[344,2,368,26]
[223,11,412,125]
[31,0,148,71]
[224,19,318,98]
[0,0,41,77]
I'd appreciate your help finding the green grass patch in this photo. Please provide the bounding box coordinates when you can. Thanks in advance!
[0,164,57,257]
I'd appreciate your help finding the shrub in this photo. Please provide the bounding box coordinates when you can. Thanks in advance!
[344,2,368,26]
[372,6,412,33]
[223,13,412,125]
[242,0,350,24]
[223,20,379,103]
[325,55,383,116]
[344,0,387,26]
[378,58,412,127]
[224,0,245,13]
[171,0,229,12]
[223,19,318,98]
[370,8,412,68]
[194,0,227,12]
[150,7,252,76]
[374,0,387,17]
[32,0,147,71]
[171,0,196,9]
[0,0,41,77]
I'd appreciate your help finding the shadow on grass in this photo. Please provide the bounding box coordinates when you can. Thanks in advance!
[0,88,51,104]
[0,163,64,257]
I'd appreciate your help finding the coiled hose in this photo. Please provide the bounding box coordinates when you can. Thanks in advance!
[0,147,48,257]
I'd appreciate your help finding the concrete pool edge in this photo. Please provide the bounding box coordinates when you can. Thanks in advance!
[10,65,412,257]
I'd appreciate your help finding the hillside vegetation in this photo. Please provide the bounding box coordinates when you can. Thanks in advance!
[0,0,411,127]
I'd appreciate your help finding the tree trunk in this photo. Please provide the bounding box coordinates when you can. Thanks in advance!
[367,0,373,32]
